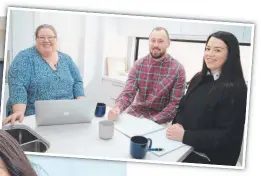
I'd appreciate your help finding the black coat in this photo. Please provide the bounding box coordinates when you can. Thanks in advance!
[172,73,247,166]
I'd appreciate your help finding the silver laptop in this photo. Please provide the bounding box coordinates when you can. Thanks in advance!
[35,99,97,126]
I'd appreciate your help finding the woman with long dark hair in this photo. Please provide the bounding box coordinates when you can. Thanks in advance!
[0,130,38,176]
[166,31,248,166]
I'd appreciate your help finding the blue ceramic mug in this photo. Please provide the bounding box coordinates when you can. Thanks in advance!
[130,136,152,159]
[95,103,106,117]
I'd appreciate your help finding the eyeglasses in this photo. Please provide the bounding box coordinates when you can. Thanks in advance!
[37,36,56,41]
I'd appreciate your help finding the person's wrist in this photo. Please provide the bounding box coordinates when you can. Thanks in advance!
[13,110,24,115]
[113,105,121,114]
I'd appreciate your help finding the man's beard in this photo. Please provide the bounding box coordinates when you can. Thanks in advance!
[150,49,166,59]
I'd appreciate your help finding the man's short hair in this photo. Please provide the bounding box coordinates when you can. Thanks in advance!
[150,27,170,40]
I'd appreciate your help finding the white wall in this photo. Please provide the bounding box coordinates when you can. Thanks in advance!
[9,10,35,61]
[81,15,104,101]
[118,16,182,37]
[82,15,128,101]
[102,16,129,77]
[102,16,128,59]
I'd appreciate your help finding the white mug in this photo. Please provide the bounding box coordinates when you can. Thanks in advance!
[99,120,114,140]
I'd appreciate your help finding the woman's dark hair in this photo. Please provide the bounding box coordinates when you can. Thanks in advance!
[200,31,245,82]
[0,130,38,176]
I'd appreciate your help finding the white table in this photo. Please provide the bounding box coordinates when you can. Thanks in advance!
[19,111,193,164]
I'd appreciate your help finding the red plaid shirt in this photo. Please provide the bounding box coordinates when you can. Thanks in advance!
[115,54,186,124]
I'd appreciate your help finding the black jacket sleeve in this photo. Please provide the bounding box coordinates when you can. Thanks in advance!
[182,84,247,151]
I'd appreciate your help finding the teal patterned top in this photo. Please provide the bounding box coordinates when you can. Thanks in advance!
[6,46,85,116]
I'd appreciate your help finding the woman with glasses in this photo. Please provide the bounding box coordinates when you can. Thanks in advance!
[3,24,85,125]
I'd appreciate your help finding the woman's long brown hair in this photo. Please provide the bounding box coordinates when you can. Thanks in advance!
[0,130,38,176]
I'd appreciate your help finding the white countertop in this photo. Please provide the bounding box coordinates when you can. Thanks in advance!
[17,110,192,164]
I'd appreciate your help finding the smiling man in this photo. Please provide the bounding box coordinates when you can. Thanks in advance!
[108,27,186,124]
